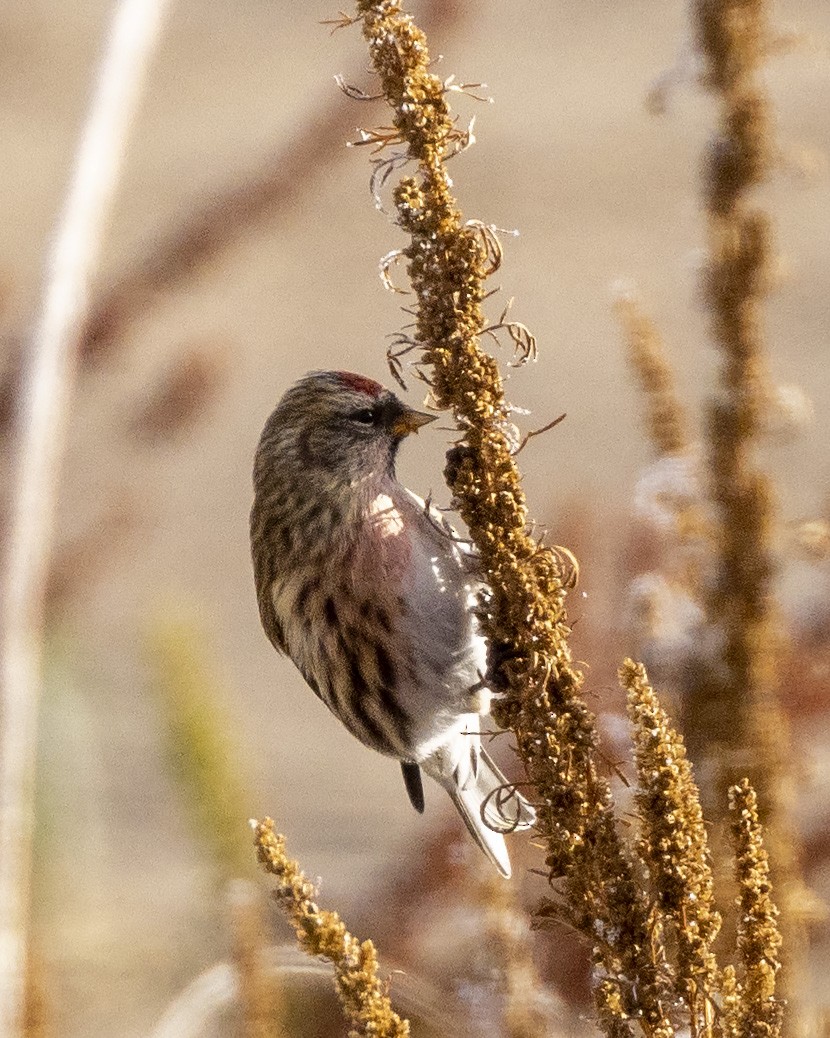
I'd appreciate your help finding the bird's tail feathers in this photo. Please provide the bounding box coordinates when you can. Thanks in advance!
[440,745,535,879]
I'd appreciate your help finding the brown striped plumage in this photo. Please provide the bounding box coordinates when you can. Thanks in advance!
[250,371,535,876]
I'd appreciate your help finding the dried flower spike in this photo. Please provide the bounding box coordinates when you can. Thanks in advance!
[622,659,720,1029]
[614,292,689,458]
[728,780,784,1038]
[353,3,674,1034]
[252,819,409,1038]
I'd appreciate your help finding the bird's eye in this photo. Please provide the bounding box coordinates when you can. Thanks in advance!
[351,408,376,425]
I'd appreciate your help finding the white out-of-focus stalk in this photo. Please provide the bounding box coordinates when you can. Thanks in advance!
[0,0,171,1032]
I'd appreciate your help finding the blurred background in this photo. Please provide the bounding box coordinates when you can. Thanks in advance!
[1,0,828,1035]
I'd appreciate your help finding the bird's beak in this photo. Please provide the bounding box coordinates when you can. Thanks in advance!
[391,407,438,438]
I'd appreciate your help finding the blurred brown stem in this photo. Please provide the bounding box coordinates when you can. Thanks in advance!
[79,0,465,367]
[228,881,282,1038]
[614,292,690,458]
[691,0,806,1019]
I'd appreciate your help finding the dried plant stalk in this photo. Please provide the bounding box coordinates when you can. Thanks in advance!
[342,5,799,1037]
[622,659,720,1032]
[691,0,781,801]
[353,3,674,1034]
[615,294,690,458]
[616,293,711,662]
[252,819,409,1038]
[727,780,784,1038]
[691,0,804,1012]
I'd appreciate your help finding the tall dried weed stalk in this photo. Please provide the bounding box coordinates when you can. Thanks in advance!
[694,0,776,769]
[614,294,690,460]
[346,16,676,1032]
[318,1,791,1036]
[692,0,802,910]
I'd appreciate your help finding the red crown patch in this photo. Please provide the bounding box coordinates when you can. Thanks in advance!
[334,372,384,398]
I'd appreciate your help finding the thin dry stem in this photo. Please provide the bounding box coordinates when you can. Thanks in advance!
[228,881,282,1038]
[0,1,168,1032]
[252,819,409,1038]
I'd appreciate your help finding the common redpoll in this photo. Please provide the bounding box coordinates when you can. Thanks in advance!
[250,371,535,876]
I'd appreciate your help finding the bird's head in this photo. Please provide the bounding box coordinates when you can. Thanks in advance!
[255,370,436,492]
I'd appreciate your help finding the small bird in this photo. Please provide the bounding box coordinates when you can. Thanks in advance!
[250,370,535,876]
